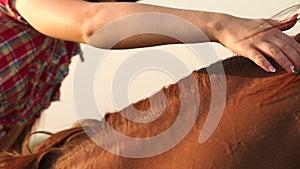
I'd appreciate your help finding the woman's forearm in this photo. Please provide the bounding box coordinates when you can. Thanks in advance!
[13,0,226,48]
[85,2,228,49]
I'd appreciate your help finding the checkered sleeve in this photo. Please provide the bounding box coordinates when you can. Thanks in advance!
[0,3,81,138]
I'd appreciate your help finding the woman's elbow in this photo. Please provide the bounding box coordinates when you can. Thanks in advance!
[80,3,114,48]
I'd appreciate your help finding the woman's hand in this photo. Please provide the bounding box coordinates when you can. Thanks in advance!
[217,14,300,73]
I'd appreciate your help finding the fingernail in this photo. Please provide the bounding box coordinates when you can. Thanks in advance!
[268,66,276,73]
[290,65,298,74]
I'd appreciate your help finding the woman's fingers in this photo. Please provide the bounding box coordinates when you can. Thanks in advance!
[219,15,300,73]
[264,25,300,72]
[241,35,300,73]
[261,15,300,73]
[243,47,276,72]
[243,22,300,73]
[275,33,300,68]
[256,42,295,73]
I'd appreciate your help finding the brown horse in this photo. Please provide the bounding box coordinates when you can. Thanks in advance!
[0,32,299,168]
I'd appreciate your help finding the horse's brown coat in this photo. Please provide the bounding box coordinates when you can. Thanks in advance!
[1,42,300,169]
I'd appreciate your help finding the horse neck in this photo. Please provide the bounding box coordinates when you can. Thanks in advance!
[43,55,300,169]
[103,55,299,134]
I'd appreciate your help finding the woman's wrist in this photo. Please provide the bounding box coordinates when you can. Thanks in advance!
[205,12,233,43]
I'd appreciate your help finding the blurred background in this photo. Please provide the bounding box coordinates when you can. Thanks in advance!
[35,0,300,134]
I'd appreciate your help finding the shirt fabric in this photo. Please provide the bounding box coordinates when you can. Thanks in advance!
[0,0,81,138]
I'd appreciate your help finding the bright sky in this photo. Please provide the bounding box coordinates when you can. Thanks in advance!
[38,0,300,133]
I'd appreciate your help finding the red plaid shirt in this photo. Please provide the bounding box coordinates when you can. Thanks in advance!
[0,0,81,137]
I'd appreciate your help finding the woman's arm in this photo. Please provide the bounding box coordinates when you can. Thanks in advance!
[12,1,221,44]
[13,0,300,73]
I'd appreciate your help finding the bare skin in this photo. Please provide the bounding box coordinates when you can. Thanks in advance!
[11,0,300,73]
